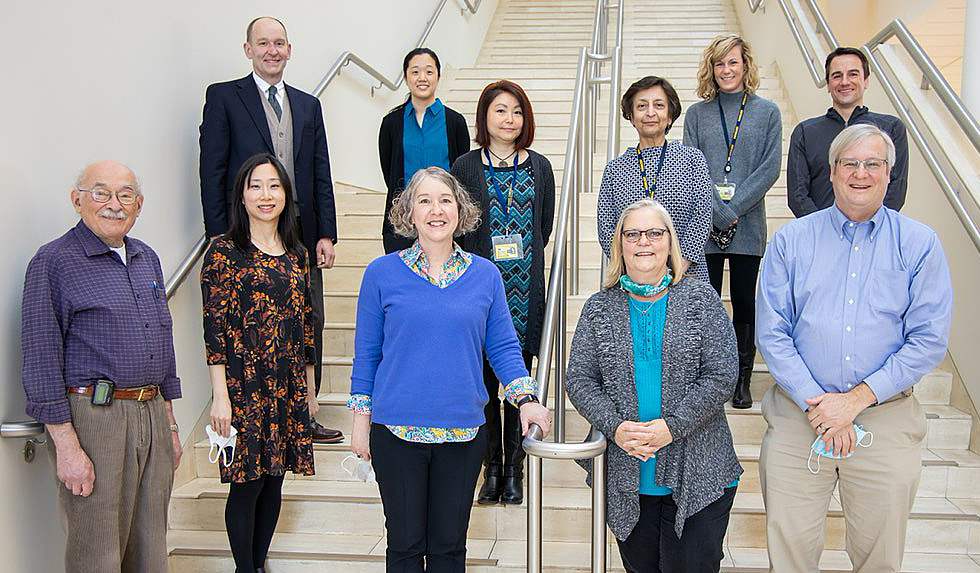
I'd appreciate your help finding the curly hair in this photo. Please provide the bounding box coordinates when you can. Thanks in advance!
[695,35,760,101]
[388,167,481,239]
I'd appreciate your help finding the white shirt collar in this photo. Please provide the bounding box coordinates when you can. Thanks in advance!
[251,72,285,101]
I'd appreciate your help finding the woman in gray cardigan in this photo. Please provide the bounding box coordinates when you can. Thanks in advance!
[683,35,782,409]
[566,199,740,573]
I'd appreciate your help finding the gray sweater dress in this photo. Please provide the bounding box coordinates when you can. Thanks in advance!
[682,91,782,257]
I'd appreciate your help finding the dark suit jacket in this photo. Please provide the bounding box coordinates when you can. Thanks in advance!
[378,100,470,253]
[199,74,337,256]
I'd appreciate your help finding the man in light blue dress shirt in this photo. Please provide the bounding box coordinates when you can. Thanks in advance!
[756,124,952,573]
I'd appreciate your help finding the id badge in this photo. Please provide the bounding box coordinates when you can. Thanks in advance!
[492,234,524,261]
[715,182,736,201]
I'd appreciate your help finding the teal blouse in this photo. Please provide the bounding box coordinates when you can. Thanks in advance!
[630,293,738,496]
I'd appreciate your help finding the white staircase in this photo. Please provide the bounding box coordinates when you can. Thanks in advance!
[167,1,980,571]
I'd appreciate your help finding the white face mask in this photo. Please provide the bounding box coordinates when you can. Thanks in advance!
[341,455,376,483]
[807,423,874,474]
[205,424,238,467]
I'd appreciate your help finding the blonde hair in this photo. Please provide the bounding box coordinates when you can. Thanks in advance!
[695,35,760,101]
[602,199,684,290]
[388,167,481,238]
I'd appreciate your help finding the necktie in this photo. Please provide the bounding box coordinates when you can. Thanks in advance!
[268,85,282,121]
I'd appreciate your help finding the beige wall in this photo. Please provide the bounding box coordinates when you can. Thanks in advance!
[0,1,496,570]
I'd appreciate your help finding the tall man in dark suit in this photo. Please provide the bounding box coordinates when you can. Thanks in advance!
[200,16,341,443]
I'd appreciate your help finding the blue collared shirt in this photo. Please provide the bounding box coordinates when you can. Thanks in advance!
[21,221,182,424]
[403,98,450,184]
[756,205,952,410]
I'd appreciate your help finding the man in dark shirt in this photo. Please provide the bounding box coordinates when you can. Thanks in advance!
[21,161,182,573]
[786,47,909,217]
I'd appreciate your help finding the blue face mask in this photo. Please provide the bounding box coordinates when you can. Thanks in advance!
[807,424,874,474]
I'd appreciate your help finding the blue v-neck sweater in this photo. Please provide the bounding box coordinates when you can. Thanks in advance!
[351,253,529,427]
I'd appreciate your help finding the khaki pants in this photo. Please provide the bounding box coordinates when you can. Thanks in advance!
[49,393,174,573]
[759,385,926,573]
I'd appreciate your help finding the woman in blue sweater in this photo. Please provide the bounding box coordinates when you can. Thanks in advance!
[348,167,551,572]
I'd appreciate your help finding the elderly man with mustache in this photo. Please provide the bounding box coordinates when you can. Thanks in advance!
[21,160,183,573]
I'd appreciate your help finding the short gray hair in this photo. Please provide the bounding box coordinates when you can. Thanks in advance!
[828,123,896,173]
[602,199,684,289]
[388,167,481,238]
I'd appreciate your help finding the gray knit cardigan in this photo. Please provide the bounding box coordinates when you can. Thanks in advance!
[565,278,741,539]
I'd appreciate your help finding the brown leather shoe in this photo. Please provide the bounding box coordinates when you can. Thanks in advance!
[312,421,343,443]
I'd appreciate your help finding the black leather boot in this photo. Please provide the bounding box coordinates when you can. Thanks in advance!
[500,403,525,504]
[500,464,524,505]
[732,323,754,409]
[477,463,503,504]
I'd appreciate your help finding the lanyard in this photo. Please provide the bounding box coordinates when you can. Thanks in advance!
[717,92,748,175]
[484,148,519,224]
[637,143,668,198]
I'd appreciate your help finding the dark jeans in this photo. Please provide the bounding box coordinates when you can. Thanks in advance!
[370,424,487,572]
[482,350,533,469]
[705,253,761,327]
[616,486,736,573]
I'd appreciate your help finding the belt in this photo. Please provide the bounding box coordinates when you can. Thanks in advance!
[68,385,159,401]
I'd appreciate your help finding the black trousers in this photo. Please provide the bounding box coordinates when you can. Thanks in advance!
[616,486,737,573]
[705,253,761,327]
[481,351,533,469]
[370,424,487,572]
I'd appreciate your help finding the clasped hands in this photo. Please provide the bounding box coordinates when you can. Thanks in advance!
[805,385,875,458]
[615,419,672,462]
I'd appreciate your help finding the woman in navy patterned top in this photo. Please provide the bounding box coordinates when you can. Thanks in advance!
[597,76,713,282]
[452,80,555,506]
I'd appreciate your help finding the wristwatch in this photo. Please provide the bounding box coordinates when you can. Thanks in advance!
[515,394,539,407]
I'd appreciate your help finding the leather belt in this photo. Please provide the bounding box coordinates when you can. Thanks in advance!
[68,385,159,401]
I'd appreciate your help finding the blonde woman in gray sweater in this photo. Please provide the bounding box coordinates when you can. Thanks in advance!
[683,35,781,410]
[567,199,740,573]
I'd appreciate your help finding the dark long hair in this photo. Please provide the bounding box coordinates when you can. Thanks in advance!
[225,153,302,256]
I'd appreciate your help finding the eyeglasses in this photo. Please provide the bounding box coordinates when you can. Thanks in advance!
[835,158,888,173]
[622,228,669,243]
[76,185,141,205]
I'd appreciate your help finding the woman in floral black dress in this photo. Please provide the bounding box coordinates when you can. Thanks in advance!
[201,153,318,573]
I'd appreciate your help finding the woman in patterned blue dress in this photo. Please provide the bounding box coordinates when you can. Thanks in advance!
[451,80,555,505]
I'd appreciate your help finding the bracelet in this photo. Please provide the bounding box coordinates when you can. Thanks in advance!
[515,394,539,407]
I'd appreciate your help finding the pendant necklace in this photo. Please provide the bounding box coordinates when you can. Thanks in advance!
[488,147,517,168]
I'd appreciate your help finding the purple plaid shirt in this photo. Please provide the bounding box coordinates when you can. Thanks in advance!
[21,221,182,424]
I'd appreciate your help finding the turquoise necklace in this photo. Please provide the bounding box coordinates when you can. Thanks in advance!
[619,271,672,298]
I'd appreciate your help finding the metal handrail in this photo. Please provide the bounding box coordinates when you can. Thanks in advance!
[523,1,625,571]
[759,2,980,252]
[313,0,480,98]
[747,0,765,12]
[164,0,485,301]
[0,421,44,439]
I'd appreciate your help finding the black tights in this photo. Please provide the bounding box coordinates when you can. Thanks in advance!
[225,474,285,572]
[705,253,761,325]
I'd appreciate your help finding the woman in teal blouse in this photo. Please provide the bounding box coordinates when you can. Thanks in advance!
[566,199,740,573]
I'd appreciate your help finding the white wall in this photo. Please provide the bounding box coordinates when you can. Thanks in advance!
[0,1,496,570]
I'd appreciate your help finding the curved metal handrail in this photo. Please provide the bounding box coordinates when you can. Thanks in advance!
[747,0,765,13]
[165,233,208,300]
[313,0,481,98]
[523,1,625,571]
[0,421,44,439]
[164,0,485,301]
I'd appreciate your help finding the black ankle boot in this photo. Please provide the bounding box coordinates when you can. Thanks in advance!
[732,323,754,409]
[477,464,503,504]
[500,464,524,505]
